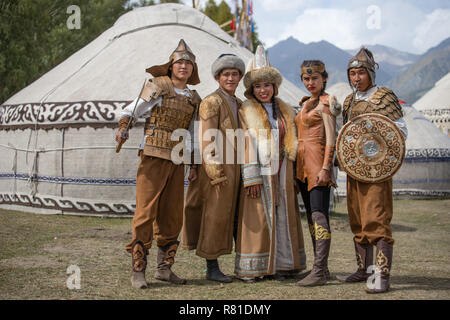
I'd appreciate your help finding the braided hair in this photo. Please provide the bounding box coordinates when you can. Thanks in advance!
[271,95,283,122]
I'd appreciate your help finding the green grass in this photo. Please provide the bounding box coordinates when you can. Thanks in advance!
[0,199,449,300]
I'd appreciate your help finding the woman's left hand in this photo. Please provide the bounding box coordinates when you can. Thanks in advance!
[188,168,198,183]
[316,169,330,186]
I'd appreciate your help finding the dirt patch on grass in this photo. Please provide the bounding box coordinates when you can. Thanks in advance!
[55,227,131,241]
[1,199,449,300]
[0,255,64,269]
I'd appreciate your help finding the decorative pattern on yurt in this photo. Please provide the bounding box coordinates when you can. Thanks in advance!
[0,4,306,216]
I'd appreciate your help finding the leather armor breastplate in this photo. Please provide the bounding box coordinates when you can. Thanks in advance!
[143,91,196,161]
[348,100,373,120]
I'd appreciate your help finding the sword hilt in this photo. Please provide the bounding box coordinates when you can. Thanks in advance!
[115,129,129,153]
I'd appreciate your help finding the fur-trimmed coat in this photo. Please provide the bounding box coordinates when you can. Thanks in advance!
[181,89,242,259]
[234,97,306,278]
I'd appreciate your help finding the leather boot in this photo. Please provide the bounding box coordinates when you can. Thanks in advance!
[297,222,315,280]
[337,240,373,282]
[130,241,148,289]
[296,212,331,287]
[298,220,331,281]
[366,240,393,294]
[206,259,232,283]
[154,241,187,285]
[308,222,317,253]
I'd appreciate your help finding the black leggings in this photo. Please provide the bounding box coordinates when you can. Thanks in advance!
[298,179,331,224]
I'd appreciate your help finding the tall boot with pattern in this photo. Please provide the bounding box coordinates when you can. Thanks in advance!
[336,240,373,282]
[154,241,187,285]
[131,241,148,289]
[296,211,331,287]
[298,212,330,280]
[365,240,392,294]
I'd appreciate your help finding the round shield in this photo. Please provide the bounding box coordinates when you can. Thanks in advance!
[336,113,405,183]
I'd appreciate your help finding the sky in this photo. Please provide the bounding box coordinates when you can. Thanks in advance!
[181,0,450,54]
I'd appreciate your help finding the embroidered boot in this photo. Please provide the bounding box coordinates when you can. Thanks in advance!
[308,221,317,253]
[298,219,331,281]
[298,222,317,280]
[337,240,373,283]
[206,259,233,283]
[154,241,187,285]
[365,240,392,294]
[296,211,331,287]
[130,241,148,289]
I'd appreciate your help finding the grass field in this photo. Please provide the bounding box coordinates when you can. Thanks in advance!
[0,199,449,300]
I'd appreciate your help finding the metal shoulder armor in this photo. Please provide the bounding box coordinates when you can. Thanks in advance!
[140,76,173,102]
[368,87,403,121]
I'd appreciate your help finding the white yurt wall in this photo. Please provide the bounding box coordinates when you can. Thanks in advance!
[0,4,306,216]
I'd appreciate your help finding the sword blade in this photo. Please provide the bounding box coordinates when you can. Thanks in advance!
[116,80,147,153]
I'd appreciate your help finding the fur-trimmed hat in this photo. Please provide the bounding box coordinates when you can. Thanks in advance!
[347,47,378,89]
[146,39,200,85]
[243,45,283,100]
[211,53,245,78]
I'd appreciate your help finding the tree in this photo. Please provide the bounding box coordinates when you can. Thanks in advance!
[0,0,134,104]
[201,0,262,50]
[202,0,233,32]
[0,0,262,103]
[251,19,263,50]
[135,0,156,6]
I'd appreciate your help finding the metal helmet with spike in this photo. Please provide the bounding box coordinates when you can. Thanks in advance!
[243,45,283,99]
[169,39,196,65]
[146,39,200,85]
[347,47,378,89]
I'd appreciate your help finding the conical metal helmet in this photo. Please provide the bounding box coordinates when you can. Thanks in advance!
[347,47,378,88]
[169,39,196,65]
[146,39,200,85]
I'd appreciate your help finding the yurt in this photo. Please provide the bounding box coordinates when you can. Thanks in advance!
[394,103,450,197]
[0,4,307,217]
[413,72,450,136]
[327,83,450,198]
[327,82,351,109]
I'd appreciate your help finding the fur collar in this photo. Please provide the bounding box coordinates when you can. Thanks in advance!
[241,98,298,161]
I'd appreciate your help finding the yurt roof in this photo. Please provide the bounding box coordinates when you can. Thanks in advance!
[2,3,306,107]
[413,72,450,111]
[327,82,352,105]
[402,104,450,152]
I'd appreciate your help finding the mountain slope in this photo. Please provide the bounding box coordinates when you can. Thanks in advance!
[267,36,450,104]
[389,37,450,103]
[268,37,392,89]
[346,44,420,66]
